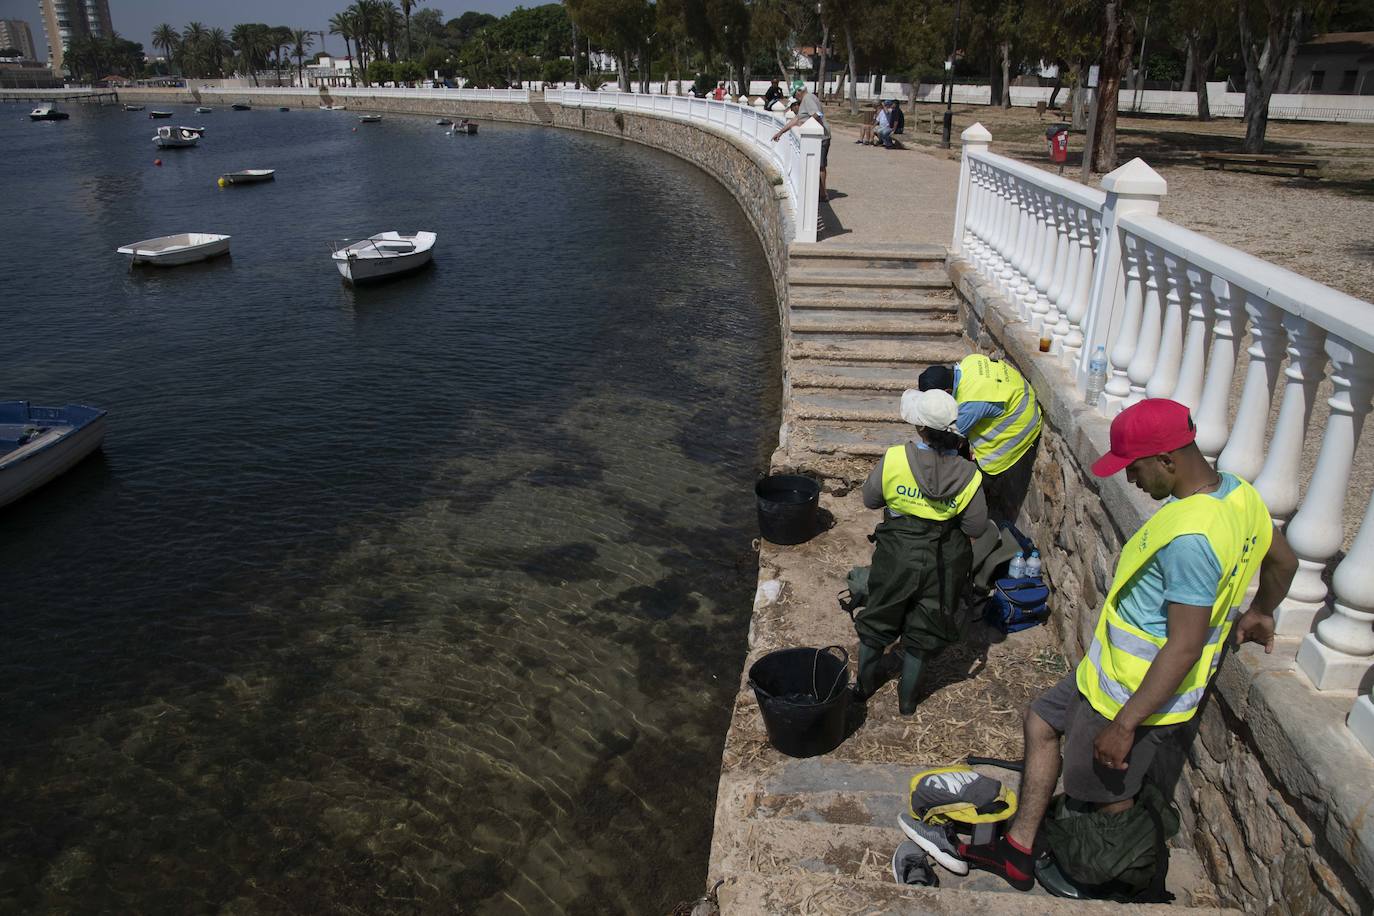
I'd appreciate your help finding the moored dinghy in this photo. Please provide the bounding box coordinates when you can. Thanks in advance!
[149,110,173,118]
[357,114,382,123]
[117,233,231,266]
[231,101,252,110]
[218,169,275,185]
[195,106,213,113]
[330,231,436,283]
[29,102,69,121]
[152,125,205,148]
[0,401,108,509]
[123,103,145,111]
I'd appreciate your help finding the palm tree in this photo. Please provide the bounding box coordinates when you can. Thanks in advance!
[181,22,209,77]
[349,1,377,85]
[328,13,357,86]
[381,2,403,63]
[231,23,270,86]
[151,23,179,75]
[399,0,424,60]
[269,26,291,85]
[207,27,230,76]
[290,29,313,87]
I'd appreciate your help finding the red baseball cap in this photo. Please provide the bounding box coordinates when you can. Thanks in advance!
[1091,399,1197,477]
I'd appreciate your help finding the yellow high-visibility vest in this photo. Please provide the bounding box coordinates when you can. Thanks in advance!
[955,354,1043,476]
[880,444,982,521]
[1075,477,1272,726]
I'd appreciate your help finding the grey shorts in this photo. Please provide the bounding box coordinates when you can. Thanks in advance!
[1030,673,1185,804]
[820,137,830,169]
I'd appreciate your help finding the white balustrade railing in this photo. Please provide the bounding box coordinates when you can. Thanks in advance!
[953,123,1374,751]
[547,88,824,243]
[200,86,532,101]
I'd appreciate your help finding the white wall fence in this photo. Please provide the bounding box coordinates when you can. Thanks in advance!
[547,88,824,244]
[952,122,1374,755]
[199,86,531,102]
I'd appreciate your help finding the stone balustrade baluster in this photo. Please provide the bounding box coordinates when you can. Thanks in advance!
[973,165,996,269]
[1299,478,1374,689]
[998,177,1025,304]
[1049,201,1078,351]
[1145,251,1187,400]
[1015,180,1043,314]
[1022,189,1051,326]
[1253,315,1326,522]
[980,168,1007,275]
[1282,337,1374,645]
[1028,192,1061,333]
[1171,264,1211,410]
[1194,278,1243,460]
[1043,198,1072,349]
[1063,211,1098,370]
[1217,296,1283,480]
[1126,241,1165,404]
[1103,234,1145,406]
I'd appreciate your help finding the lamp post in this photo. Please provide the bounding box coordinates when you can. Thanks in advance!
[940,0,963,148]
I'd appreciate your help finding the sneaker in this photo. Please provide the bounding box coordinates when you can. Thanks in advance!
[898,813,969,875]
[891,841,939,887]
[957,833,1035,892]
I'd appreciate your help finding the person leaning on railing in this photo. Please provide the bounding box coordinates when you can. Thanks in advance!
[771,86,831,203]
[958,399,1298,892]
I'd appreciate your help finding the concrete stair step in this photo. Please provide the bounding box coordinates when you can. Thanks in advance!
[791,364,922,391]
[791,310,957,330]
[789,267,951,289]
[790,317,961,339]
[717,869,1231,915]
[802,421,913,457]
[792,390,908,423]
[790,296,956,316]
[790,286,955,305]
[790,339,969,366]
[788,242,947,271]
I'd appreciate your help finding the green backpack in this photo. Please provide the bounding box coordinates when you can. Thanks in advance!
[1040,782,1179,903]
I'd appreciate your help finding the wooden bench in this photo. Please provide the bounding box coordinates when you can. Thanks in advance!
[1199,151,1326,178]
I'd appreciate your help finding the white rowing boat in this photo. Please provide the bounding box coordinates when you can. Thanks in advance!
[330,231,436,283]
[117,233,231,266]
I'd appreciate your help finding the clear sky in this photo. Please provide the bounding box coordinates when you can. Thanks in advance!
[0,0,525,58]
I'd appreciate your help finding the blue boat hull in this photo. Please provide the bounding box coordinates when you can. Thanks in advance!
[0,401,107,508]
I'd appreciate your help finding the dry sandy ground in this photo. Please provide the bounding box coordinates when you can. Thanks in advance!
[826,103,1374,300]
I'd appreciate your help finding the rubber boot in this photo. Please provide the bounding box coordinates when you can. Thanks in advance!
[853,643,883,702]
[898,650,926,715]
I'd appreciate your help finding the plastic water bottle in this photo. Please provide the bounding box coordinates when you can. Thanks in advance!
[1085,346,1109,407]
[1008,552,1027,579]
[1025,550,1042,579]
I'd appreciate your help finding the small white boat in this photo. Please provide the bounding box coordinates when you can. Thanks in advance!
[357,114,382,123]
[149,110,173,118]
[219,169,275,185]
[123,103,145,111]
[448,119,478,135]
[331,231,436,283]
[319,103,346,110]
[29,102,69,121]
[117,232,231,266]
[0,402,107,509]
[195,106,213,113]
[152,125,204,148]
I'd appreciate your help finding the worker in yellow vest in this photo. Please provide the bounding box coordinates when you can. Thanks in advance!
[918,354,1042,520]
[853,389,988,715]
[958,399,1296,891]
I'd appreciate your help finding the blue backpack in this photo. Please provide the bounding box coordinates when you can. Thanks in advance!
[983,524,1049,633]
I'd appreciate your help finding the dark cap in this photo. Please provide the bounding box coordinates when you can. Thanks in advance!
[918,364,955,393]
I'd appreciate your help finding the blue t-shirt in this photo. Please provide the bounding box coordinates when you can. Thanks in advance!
[952,364,1003,437]
[1114,473,1243,637]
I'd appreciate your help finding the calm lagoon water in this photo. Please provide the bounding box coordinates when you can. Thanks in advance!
[0,102,780,913]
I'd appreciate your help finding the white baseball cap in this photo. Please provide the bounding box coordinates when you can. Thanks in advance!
[900,388,959,432]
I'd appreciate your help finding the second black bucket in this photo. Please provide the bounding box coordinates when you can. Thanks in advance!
[756,474,820,545]
[748,646,851,758]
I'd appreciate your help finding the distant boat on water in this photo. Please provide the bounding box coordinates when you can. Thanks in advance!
[152,125,204,148]
[195,106,213,113]
[149,110,173,118]
[29,102,68,121]
[219,169,275,186]
[357,114,382,123]
[117,232,230,266]
[123,103,145,111]
[231,101,252,110]
[331,231,436,283]
[1,401,107,509]
[449,119,478,135]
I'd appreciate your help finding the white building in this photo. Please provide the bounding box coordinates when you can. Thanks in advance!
[0,19,37,60]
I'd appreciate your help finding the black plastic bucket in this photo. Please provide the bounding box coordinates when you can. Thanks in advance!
[756,474,821,545]
[748,646,851,758]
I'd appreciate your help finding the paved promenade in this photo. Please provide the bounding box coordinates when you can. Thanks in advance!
[817,121,960,248]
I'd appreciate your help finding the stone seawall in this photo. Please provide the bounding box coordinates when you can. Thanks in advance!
[114,88,542,125]
[547,105,792,317]
[948,256,1374,916]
